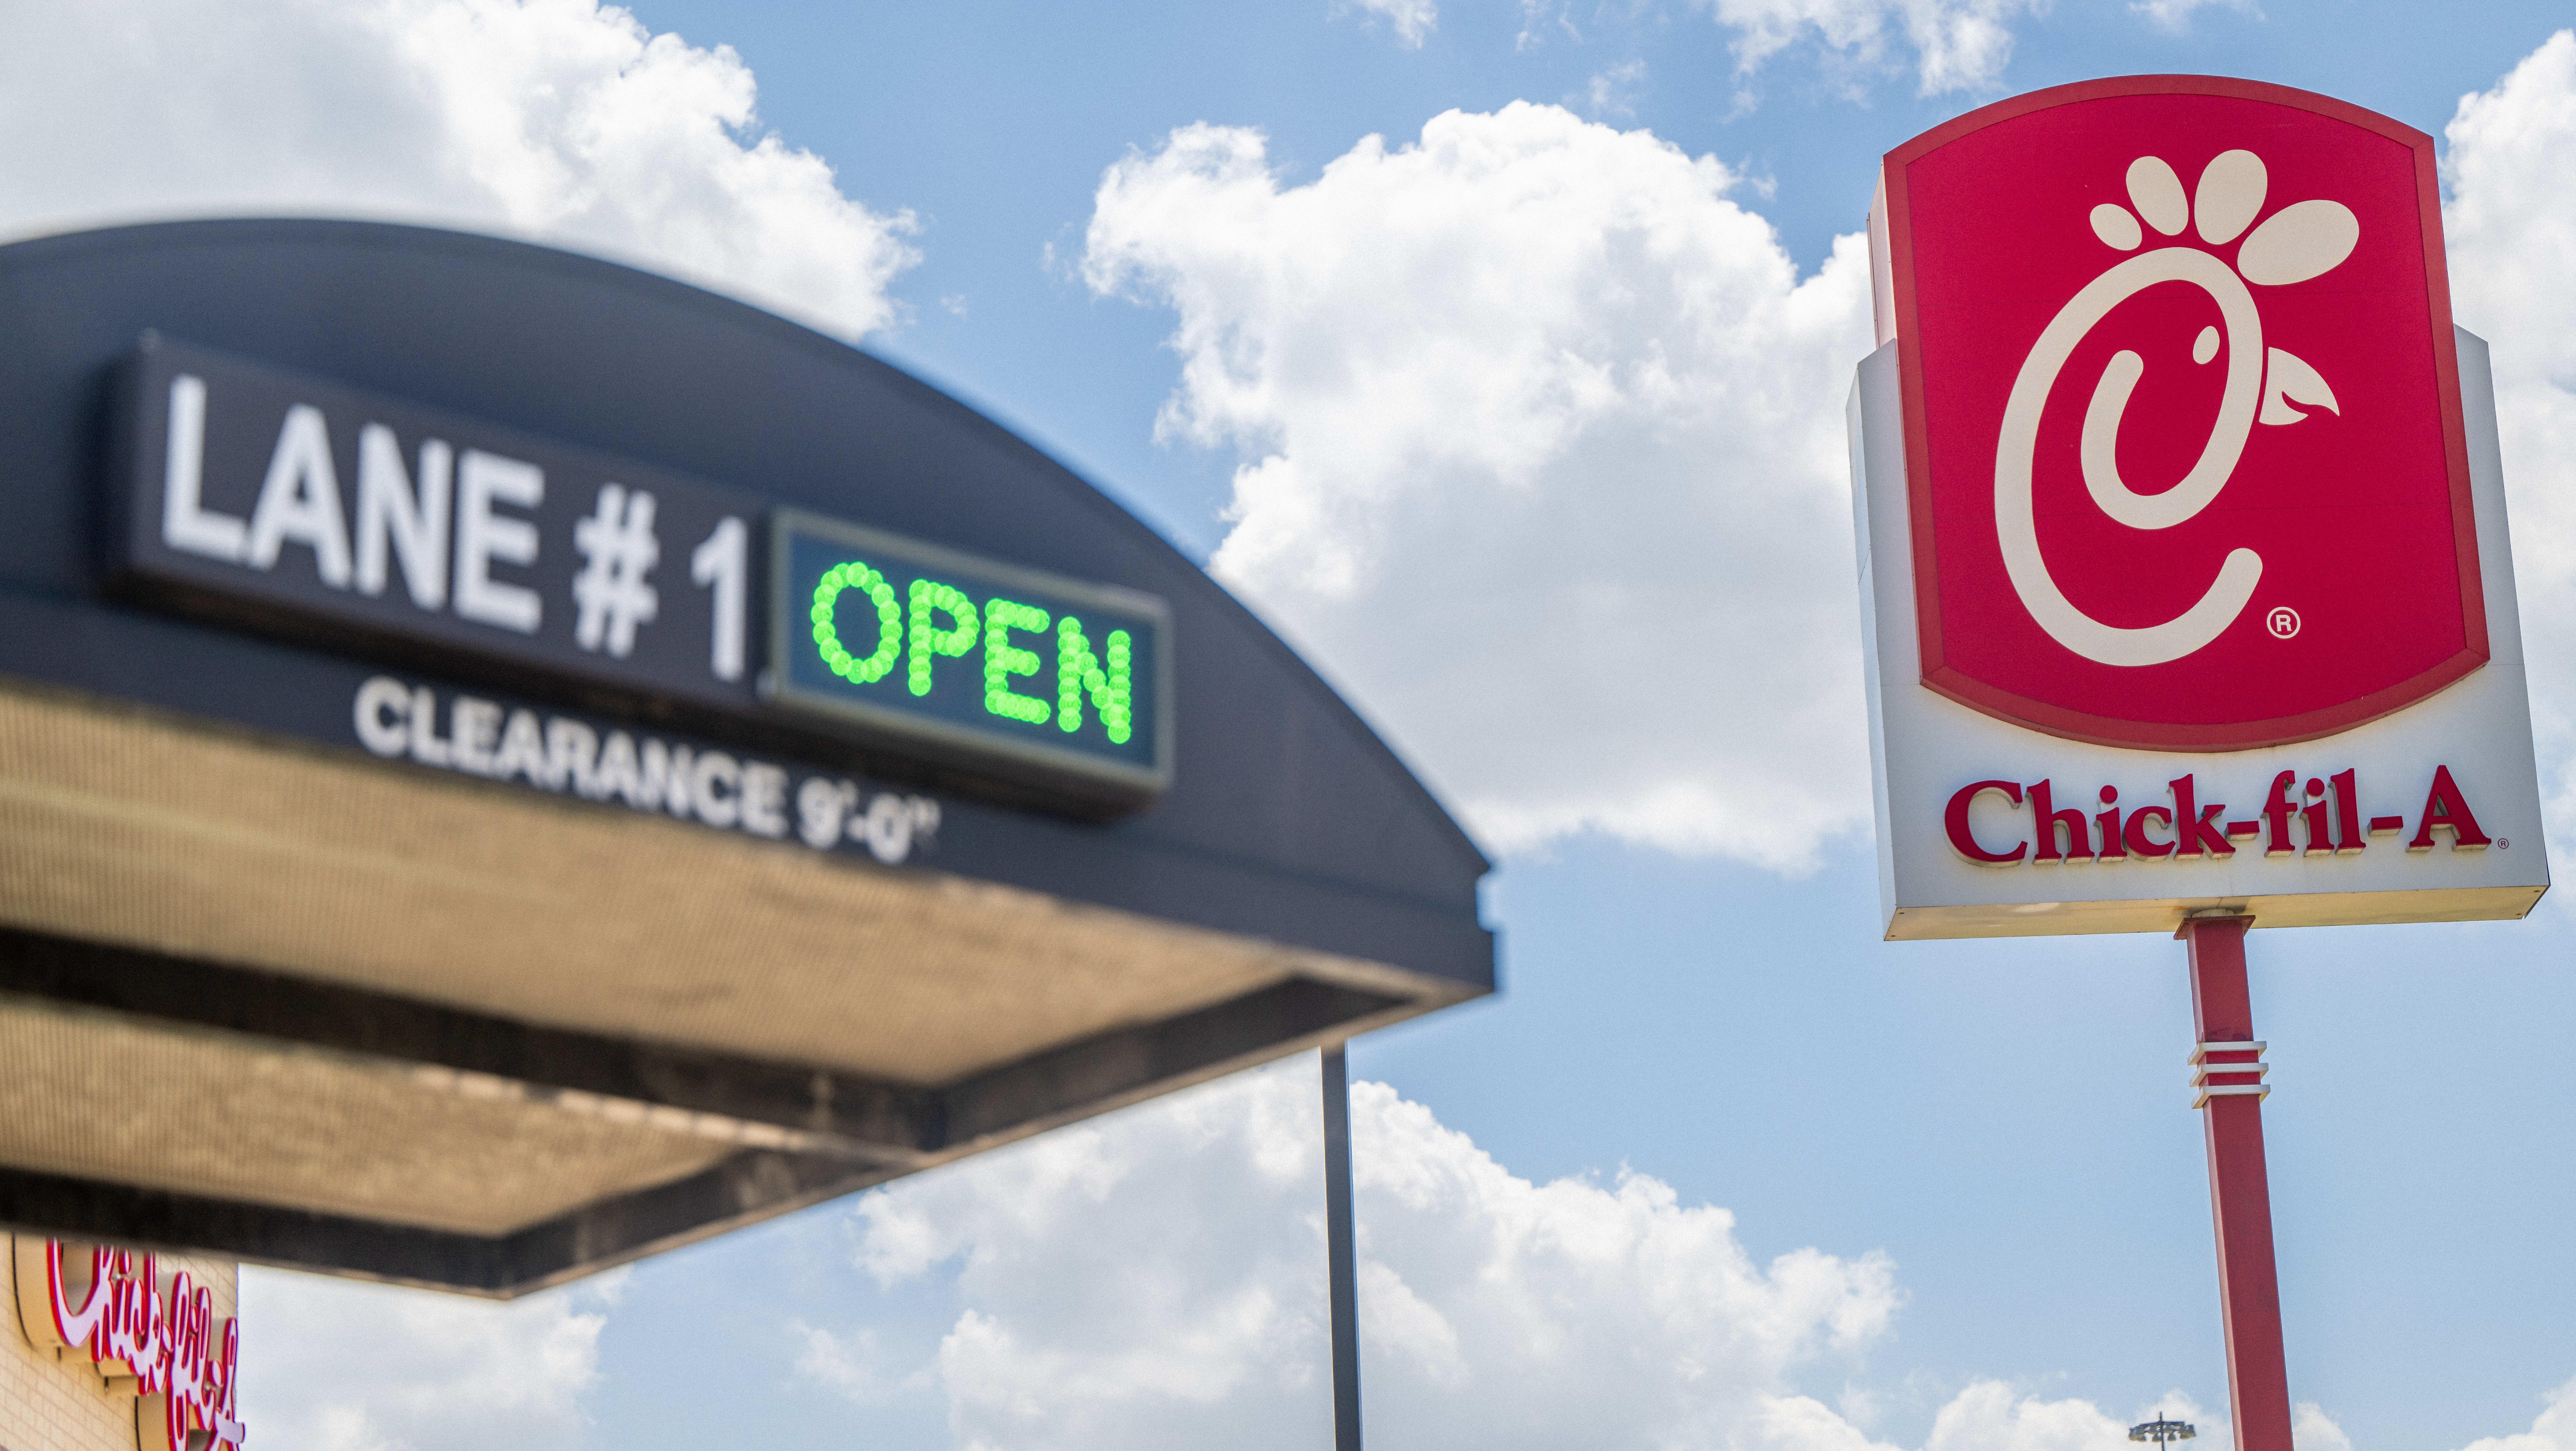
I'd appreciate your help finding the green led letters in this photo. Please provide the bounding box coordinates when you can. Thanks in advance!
[982,598,1052,723]
[907,580,978,697]
[810,562,901,684]
[1055,617,1134,743]
[798,540,1151,764]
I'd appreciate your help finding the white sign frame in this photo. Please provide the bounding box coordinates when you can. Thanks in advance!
[1849,329,2549,939]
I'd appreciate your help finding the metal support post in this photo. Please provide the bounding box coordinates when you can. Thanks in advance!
[2180,916,2292,1451]
[1321,1044,1363,1451]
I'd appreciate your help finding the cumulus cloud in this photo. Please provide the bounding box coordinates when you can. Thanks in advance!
[1084,104,1875,868]
[2456,1374,2576,1451]
[841,1057,1902,1450]
[1920,1381,2132,1451]
[820,1056,2461,1451]
[2296,1400,2357,1451]
[1907,1384,2370,1451]
[2444,29,2576,844]
[0,0,918,338]
[846,1058,1335,1447]
[1694,0,2046,97]
[235,1267,617,1450]
[1336,0,1441,48]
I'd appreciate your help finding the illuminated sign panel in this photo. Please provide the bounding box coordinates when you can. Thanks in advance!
[1852,76,2549,937]
[767,509,1173,795]
[113,336,1173,804]
[116,334,764,717]
[1881,79,2482,750]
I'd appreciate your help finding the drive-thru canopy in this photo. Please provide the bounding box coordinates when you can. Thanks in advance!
[0,220,1492,1296]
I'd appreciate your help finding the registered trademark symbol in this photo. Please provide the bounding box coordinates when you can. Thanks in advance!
[2499,838,2511,850]
[2265,606,2301,640]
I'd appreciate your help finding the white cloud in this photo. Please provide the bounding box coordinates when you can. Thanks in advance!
[1898,1385,2350,1451]
[2456,1373,2576,1451]
[1083,104,1876,869]
[1336,0,1440,48]
[795,1320,934,1406]
[839,1056,2559,1451]
[1515,0,1584,51]
[841,1059,1335,1447]
[1920,1380,2130,1451]
[1584,58,1651,117]
[2443,29,2576,848]
[235,1267,616,1450]
[2296,1399,2357,1451]
[0,0,918,339]
[845,1056,1902,1451]
[1914,1385,2341,1451]
[2127,0,2260,34]
[1694,0,2047,97]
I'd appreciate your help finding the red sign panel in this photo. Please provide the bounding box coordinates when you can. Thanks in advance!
[1880,76,2485,750]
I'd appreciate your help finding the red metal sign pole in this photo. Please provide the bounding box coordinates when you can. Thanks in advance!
[2180,915,2293,1451]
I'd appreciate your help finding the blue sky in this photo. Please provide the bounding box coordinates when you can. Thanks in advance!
[536,7,2576,1436]
[14,2,2576,1448]
[615,0,2572,557]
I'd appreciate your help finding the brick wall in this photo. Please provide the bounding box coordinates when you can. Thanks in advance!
[0,1236,239,1451]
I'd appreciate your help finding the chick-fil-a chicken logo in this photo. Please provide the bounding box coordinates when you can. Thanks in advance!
[1878,77,2488,750]
[10,1238,245,1451]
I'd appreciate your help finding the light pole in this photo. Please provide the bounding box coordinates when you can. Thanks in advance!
[1321,1044,1362,1451]
[2129,1416,2197,1448]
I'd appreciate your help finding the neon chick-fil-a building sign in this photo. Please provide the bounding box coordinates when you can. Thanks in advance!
[11,1239,244,1451]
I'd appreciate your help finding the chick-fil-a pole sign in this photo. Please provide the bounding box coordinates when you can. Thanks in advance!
[1848,76,2549,1451]
[9,1238,245,1451]
[1850,76,2549,938]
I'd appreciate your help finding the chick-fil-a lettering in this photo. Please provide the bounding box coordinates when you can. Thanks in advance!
[1943,766,2490,866]
[33,1241,245,1451]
